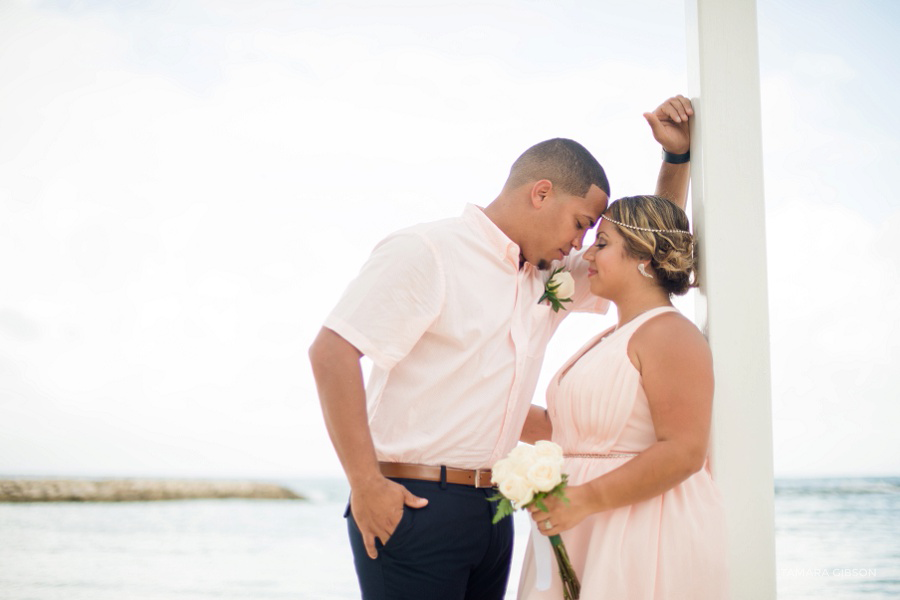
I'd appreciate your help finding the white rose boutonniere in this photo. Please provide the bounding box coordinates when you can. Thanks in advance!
[539,267,575,312]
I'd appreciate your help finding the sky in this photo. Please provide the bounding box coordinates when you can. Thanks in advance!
[0,0,898,479]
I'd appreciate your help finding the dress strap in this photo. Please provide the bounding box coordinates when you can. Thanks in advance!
[618,306,679,334]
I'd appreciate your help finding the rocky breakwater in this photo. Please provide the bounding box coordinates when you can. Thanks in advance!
[0,479,304,502]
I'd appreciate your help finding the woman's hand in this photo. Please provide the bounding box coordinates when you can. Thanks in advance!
[644,95,694,154]
[528,484,595,536]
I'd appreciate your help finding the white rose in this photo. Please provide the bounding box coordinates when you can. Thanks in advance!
[533,440,565,466]
[507,444,537,477]
[526,458,563,493]
[499,474,535,509]
[548,271,575,300]
[491,457,516,486]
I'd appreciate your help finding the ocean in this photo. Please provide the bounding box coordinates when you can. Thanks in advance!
[0,477,897,599]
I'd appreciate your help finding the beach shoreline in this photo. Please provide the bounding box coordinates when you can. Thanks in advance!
[0,478,304,502]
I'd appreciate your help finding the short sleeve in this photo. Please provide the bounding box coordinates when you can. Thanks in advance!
[324,231,445,371]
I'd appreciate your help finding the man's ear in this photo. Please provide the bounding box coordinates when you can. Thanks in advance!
[529,179,553,210]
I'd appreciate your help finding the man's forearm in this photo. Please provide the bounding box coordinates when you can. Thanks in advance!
[655,161,690,210]
[309,327,382,487]
[644,94,693,210]
[520,404,552,444]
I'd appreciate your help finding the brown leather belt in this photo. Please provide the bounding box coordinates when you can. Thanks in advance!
[379,462,494,488]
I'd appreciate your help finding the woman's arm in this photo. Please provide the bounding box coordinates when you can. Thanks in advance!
[530,313,713,534]
[520,404,553,444]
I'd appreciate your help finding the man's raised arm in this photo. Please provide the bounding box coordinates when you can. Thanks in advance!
[644,95,694,210]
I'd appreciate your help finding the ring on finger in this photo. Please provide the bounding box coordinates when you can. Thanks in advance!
[542,519,552,531]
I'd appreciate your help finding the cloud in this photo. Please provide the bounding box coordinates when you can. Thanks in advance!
[766,199,900,476]
[6,0,896,479]
[0,0,691,477]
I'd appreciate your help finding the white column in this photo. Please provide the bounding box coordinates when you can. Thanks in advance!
[684,1,777,598]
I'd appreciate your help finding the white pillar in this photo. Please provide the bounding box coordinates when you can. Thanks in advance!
[685,1,777,598]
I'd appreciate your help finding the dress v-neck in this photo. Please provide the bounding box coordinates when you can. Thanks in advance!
[556,325,618,385]
[555,306,677,385]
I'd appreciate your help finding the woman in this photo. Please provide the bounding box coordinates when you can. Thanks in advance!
[517,195,728,599]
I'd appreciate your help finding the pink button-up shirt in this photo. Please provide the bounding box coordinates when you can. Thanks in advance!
[324,204,608,470]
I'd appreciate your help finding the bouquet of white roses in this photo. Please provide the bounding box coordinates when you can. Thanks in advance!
[489,441,580,600]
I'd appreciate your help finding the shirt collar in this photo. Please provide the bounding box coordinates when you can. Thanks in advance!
[462,203,521,266]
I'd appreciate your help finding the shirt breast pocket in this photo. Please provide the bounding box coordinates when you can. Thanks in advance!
[527,302,557,358]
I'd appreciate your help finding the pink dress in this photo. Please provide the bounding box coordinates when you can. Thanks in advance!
[518,307,729,599]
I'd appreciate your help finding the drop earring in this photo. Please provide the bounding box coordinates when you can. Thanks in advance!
[638,264,653,279]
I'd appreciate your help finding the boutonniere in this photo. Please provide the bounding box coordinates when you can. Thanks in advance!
[538,267,575,312]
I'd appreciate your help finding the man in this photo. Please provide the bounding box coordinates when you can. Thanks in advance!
[309,96,694,600]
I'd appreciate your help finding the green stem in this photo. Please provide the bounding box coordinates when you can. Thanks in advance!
[551,537,581,600]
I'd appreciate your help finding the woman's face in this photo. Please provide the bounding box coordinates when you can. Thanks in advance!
[582,218,643,299]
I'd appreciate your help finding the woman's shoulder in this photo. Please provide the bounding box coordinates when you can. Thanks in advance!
[628,309,711,368]
[638,309,700,334]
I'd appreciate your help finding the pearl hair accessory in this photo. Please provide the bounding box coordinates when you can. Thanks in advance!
[602,214,691,236]
[638,264,654,279]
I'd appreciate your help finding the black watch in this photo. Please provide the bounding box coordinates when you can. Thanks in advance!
[662,149,690,164]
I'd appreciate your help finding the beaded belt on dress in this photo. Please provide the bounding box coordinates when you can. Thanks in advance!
[564,452,639,459]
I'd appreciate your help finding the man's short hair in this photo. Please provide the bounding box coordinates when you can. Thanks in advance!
[506,138,610,198]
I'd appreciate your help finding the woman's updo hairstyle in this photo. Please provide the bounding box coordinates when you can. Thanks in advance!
[603,195,697,296]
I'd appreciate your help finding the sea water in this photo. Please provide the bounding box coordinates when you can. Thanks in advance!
[0,477,897,599]
[774,477,899,599]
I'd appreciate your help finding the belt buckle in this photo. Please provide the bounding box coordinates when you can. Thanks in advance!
[473,468,488,488]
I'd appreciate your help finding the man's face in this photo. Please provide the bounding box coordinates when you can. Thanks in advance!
[522,184,609,270]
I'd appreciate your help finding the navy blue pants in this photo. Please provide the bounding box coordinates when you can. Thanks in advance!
[346,478,514,600]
